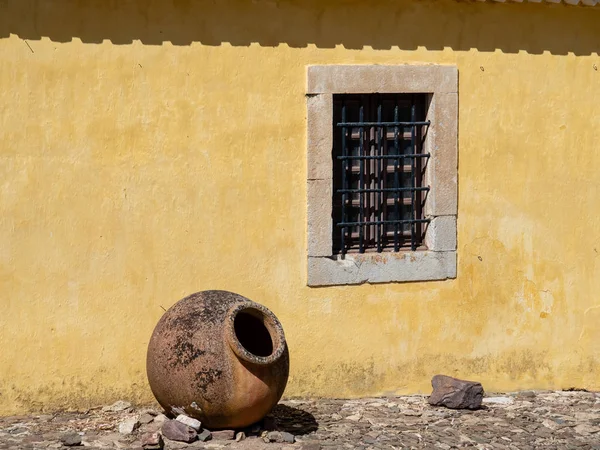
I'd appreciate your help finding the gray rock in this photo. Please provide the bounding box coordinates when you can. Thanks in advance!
[363,436,377,444]
[139,413,155,425]
[118,416,140,434]
[281,431,296,443]
[102,400,132,412]
[517,390,537,399]
[197,428,212,442]
[301,444,321,450]
[575,424,600,435]
[264,430,295,443]
[483,396,514,405]
[235,431,246,442]
[37,415,54,422]
[428,374,484,410]
[7,426,29,435]
[175,414,201,431]
[153,414,168,424]
[264,431,282,443]
[141,431,164,449]
[161,420,197,443]
[211,430,235,440]
[61,433,82,446]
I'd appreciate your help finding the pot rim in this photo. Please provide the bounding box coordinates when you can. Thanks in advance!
[224,302,287,365]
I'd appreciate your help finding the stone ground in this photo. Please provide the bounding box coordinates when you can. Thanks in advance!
[1,391,599,449]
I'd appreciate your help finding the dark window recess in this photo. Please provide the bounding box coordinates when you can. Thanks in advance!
[333,94,431,255]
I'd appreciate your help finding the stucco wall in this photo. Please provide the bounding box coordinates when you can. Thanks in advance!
[1,0,600,415]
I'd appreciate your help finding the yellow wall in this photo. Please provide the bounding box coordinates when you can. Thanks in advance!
[1,0,600,415]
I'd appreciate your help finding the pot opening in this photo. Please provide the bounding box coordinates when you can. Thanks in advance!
[233,310,274,357]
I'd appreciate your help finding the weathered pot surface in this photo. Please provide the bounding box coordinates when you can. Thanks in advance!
[146,290,289,429]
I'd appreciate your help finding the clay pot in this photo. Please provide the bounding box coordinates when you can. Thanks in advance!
[146,290,289,429]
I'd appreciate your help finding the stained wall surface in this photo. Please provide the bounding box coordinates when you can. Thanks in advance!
[1,0,599,414]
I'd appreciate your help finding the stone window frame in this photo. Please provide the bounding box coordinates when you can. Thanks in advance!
[307,65,458,287]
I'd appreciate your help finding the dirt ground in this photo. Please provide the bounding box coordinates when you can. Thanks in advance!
[1,390,599,449]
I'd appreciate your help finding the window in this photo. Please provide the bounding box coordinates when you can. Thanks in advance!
[307,65,458,286]
[332,94,429,255]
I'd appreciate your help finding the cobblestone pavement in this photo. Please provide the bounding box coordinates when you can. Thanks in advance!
[1,391,599,449]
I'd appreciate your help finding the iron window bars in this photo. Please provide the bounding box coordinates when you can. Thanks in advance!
[332,94,431,256]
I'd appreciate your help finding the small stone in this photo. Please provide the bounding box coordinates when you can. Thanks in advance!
[197,428,212,442]
[141,432,164,449]
[118,416,140,434]
[428,374,484,410]
[517,390,537,399]
[264,431,283,443]
[542,419,559,430]
[161,420,197,443]
[575,424,600,435]
[22,434,44,443]
[139,413,155,425]
[483,396,514,405]
[211,430,235,440]
[175,415,202,431]
[363,436,377,444]
[459,434,475,444]
[331,413,342,420]
[102,401,132,413]
[61,433,82,447]
[235,432,246,442]
[37,415,54,421]
[281,432,295,443]
[345,413,361,421]
[301,444,321,450]
[153,414,168,424]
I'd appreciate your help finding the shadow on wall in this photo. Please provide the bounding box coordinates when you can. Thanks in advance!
[0,0,599,55]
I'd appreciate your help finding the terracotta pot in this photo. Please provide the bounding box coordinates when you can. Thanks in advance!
[146,290,289,429]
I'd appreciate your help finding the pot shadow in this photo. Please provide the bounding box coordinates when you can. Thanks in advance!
[268,404,319,436]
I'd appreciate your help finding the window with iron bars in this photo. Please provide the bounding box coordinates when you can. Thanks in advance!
[332,94,430,255]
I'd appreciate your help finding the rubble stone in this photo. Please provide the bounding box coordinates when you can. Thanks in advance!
[197,428,212,442]
[141,431,164,449]
[263,430,283,443]
[281,431,295,443]
[263,430,294,443]
[139,413,155,425]
[300,444,321,450]
[102,400,132,412]
[61,433,82,446]
[428,374,484,409]
[1,391,599,449]
[211,429,235,440]
[483,396,514,405]
[118,416,140,434]
[153,413,168,424]
[175,414,202,431]
[161,419,197,443]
